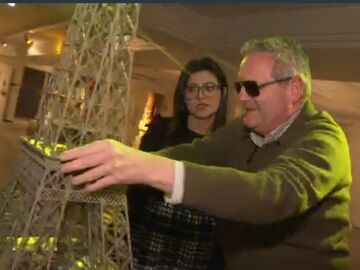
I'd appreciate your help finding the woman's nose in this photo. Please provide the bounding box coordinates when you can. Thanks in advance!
[196,88,206,99]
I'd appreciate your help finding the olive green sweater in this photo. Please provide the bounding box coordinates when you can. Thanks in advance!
[160,101,352,270]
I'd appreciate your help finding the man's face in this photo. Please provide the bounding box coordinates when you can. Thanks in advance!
[238,52,293,135]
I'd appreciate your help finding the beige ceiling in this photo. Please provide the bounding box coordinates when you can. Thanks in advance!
[0,3,359,83]
[182,3,350,17]
[0,4,74,37]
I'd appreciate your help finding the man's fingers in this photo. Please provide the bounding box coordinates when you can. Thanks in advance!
[59,140,108,161]
[61,150,107,173]
[85,175,116,192]
[71,162,111,186]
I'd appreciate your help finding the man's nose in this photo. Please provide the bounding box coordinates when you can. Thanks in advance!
[238,88,251,101]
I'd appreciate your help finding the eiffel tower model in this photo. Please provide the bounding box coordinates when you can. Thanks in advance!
[0,3,140,269]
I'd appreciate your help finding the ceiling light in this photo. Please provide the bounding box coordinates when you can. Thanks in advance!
[1,41,7,47]
[129,37,162,52]
[24,34,33,46]
[7,3,16,7]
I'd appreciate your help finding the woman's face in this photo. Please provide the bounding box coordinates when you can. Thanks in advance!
[184,70,222,120]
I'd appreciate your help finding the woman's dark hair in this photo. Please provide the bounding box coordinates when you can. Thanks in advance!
[168,57,228,138]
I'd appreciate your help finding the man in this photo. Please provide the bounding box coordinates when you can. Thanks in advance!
[60,37,352,270]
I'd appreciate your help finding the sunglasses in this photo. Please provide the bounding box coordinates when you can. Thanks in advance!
[234,76,293,97]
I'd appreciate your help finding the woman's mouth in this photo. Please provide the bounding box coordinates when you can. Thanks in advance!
[196,103,209,109]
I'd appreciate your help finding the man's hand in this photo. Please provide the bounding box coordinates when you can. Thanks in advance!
[59,139,175,193]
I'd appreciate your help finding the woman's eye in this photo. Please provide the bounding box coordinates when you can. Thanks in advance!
[205,85,216,91]
[188,87,197,92]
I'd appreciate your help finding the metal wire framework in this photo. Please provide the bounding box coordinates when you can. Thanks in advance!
[0,3,140,269]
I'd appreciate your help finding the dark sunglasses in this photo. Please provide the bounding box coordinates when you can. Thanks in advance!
[234,76,293,97]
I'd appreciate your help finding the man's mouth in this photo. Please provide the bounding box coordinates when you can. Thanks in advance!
[245,107,257,112]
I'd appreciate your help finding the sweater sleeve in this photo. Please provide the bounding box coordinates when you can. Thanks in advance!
[158,118,242,166]
[170,115,352,224]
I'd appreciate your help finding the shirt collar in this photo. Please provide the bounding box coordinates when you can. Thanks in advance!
[250,109,301,147]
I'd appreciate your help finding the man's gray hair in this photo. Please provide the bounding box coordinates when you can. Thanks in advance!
[240,37,312,100]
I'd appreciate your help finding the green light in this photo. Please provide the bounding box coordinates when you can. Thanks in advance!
[25,137,67,157]
[11,236,57,251]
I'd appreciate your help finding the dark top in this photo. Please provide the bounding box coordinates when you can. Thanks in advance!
[128,114,224,270]
[159,101,352,270]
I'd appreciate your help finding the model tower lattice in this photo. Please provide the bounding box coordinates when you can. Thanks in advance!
[0,3,140,269]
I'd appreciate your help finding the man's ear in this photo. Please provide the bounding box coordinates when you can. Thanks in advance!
[289,76,304,103]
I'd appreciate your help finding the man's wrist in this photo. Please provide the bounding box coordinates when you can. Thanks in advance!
[146,155,175,193]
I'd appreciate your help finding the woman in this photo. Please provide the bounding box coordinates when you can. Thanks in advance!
[128,57,228,269]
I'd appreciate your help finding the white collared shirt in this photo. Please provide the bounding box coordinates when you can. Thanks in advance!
[250,110,300,147]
